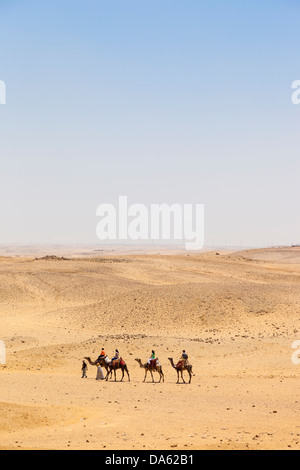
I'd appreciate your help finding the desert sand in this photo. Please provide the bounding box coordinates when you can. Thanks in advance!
[0,246,300,450]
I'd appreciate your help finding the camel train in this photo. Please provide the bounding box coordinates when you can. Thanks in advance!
[84,350,193,384]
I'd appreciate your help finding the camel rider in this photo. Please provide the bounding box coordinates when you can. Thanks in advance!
[178,350,188,367]
[148,350,156,367]
[97,347,106,362]
[111,349,120,365]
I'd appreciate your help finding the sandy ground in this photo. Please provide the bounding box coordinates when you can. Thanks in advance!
[0,247,300,450]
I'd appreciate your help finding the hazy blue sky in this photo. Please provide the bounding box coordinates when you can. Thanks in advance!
[0,0,299,248]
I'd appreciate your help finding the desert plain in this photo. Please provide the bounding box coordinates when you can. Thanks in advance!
[0,246,300,450]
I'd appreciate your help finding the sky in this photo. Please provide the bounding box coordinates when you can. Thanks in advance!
[0,0,299,248]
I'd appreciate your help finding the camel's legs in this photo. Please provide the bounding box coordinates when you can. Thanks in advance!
[158,368,164,382]
[150,370,154,383]
[143,369,147,382]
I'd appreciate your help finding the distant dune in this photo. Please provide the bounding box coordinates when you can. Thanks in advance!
[0,243,240,258]
[229,246,300,264]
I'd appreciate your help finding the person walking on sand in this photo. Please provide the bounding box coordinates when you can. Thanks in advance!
[81,360,88,378]
[96,363,105,380]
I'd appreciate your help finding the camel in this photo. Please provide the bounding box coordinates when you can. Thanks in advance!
[84,356,130,382]
[84,356,110,379]
[106,358,130,382]
[135,358,164,383]
[168,357,193,384]
[84,356,109,370]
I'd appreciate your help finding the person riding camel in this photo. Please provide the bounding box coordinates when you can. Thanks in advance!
[111,349,120,366]
[97,347,106,363]
[177,350,188,368]
[148,350,156,368]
